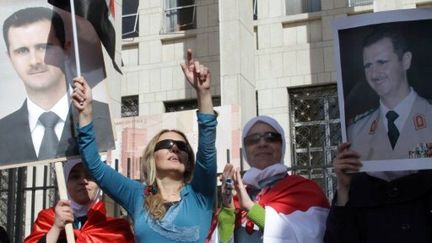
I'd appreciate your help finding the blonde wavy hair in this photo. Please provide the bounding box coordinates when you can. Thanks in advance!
[141,129,195,220]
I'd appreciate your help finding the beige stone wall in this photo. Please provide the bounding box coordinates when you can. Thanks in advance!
[120,0,220,116]
[219,0,257,127]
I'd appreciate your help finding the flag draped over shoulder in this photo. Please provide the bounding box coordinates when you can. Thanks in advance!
[24,201,134,243]
[47,0,121,73]
[259,175,330,243]
[232,175,330,243]
[257,175,330,214]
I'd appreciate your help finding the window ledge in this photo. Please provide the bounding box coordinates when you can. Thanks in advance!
[159,29,198,42]
[348,4,374,15]
[122,37,139,45]
[281,11,323,25]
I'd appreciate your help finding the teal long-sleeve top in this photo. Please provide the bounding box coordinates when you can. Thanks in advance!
[78,112,218,243]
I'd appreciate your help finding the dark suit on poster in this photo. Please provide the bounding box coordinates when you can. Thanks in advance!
[0,99,114,166]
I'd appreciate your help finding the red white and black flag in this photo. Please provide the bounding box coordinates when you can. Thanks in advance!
[47,0,121,74]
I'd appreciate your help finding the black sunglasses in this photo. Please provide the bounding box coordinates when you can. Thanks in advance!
[244,132,282,146]
[154,139,189,153]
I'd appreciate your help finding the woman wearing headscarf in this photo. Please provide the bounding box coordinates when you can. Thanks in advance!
[72,49,218,242]
[213,115,330,243]
[24,159,134,243]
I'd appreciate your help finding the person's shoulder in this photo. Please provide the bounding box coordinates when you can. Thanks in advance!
[92,99,109,109]
[413,94,432,115]
[0,105,27,130]
[281,175,329,206]
[0,225,8,238]
[417,95,432,106]
[347,108,378,127]
[0,112,17,125]
[91,99,111,119]
[34,207,56,222]
[287,174,322,188]
[279,174,322,192]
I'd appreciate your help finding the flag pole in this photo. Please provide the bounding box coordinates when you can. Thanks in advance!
[59,0,80,242]
[69,0,81,77]
[55,162,76,243]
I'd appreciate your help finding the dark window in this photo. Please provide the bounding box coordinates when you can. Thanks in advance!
[253,0,258,20]
[286,0,321,15]
[121,95,139,117]
[164,96,221,112]
[164,0,196,32]
[122,0,139,38]
[288,85,340,198]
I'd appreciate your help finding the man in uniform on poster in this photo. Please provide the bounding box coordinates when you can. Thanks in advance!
[0,7,114,166]
[347,27,432,175]
[324,25,432,243]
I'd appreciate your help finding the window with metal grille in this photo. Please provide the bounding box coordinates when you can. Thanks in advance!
[0,166,57,243]
[288,85,340,198]
[286,0,321,15]
[164,96,221,113]
[163,0,196,33]
[121,95,139,117]
[122,0,139,38]
[348,0,373,7]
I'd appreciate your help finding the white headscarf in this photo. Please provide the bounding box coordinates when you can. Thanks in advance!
[63,159,101,217]
[241,116,288,189]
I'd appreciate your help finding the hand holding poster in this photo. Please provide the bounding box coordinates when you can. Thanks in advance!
[328,10,432,243]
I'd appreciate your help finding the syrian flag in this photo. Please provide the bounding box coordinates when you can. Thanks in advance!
[47,0,121,74]
[258,175,330,243]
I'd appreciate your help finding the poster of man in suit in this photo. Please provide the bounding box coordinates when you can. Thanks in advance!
[0,0,115,168]
[333,9,432,172]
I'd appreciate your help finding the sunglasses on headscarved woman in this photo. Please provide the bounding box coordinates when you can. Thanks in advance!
[243,132,282,146]
[154,139,189,153]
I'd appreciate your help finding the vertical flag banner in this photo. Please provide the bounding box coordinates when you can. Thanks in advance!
[48,0,121,73]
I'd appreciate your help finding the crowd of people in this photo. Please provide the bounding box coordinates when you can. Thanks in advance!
[1,5,432,243]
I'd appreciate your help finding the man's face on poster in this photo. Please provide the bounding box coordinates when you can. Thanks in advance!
[7,19,67,96]
[362,37,411,100]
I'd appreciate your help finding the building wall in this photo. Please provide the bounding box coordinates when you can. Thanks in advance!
[120,0,221,117]
[219,0,257,126]
[119,0,432,166]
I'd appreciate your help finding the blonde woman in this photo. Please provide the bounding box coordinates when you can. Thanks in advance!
[72,49,217,242]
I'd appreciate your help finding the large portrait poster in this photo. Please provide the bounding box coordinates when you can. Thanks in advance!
[333,9,432,172]
[0,0,115,169]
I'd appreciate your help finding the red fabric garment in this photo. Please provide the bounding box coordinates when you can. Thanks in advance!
[24,201,134,243]
[108,0,115,18]
[205,208,221,243]
[234,174,330,233]
[257,175,330,214]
